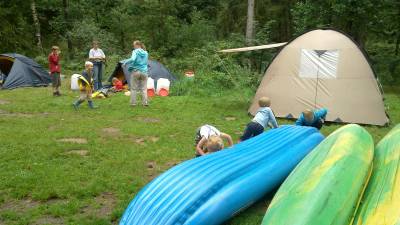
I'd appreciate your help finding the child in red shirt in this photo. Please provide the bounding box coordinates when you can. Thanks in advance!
[111,77,124,92]
[48,46,61,96]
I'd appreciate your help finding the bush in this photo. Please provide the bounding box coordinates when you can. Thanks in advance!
[169,40,263,96]
[367,42,400,85]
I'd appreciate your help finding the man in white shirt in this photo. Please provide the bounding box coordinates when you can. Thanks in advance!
[89,41,106,90]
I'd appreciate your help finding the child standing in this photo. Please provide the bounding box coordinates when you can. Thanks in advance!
[73,61,97,110]
[194,124,233,157]
[239,97,278,142]
[295,108,328,130]
[48,46,61,96]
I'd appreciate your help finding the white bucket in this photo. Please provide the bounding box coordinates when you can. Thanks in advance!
[147,77,155,97]
[71,74,80,90]
[156,78,170,96]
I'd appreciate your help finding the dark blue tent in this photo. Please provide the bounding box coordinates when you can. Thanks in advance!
[108,60,176,87]
[0,53,51,89]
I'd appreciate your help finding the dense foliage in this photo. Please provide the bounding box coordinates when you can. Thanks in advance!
[0,0,399,88]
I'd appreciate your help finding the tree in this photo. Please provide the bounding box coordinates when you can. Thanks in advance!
[31,0,43,52]
[245,0,255,45]
[62,0,73,59]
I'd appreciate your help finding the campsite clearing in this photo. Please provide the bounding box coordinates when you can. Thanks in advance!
[0,83,399,225]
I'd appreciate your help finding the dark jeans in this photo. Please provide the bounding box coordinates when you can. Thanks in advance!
[240,121,264,141]
[312,119,324,130]
[93,62,103,90]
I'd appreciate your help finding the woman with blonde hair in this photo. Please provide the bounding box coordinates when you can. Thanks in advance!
[122,40,149,106]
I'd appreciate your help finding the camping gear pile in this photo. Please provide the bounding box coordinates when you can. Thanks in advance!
[108,59,176,97]
[70,60,176,98]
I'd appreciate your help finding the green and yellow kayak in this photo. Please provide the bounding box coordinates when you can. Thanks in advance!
[262,124,374,225]
[353,124,400,225]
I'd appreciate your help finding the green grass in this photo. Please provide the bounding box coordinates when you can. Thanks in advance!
[0,81,399,225]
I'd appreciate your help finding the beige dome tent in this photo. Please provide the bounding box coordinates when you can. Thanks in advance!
[249,29,388,126]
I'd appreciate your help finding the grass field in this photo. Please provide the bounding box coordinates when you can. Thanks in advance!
[0,82,399,225]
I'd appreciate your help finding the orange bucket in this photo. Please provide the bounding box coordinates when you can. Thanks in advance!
[147,88,155,97]
[158,88,169,97]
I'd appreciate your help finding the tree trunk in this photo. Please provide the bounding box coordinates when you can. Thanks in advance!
[285,1,293,41]
[118,16,125,51]
[245,0,255,45]
[62,0,73,59]
[30,0,43,52]
[396,6,400,56]
[396,31,400,56]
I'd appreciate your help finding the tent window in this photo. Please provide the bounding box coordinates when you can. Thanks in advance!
[299,49,339,79]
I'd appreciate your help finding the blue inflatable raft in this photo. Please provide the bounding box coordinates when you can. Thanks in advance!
[120,125,324,225]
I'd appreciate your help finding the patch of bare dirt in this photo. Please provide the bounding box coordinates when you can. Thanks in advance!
[165,161,180,168]
[80,192,117,218]
[134,137,146,145]
[33,216,64,225]
[102,127,121,137]
[96,192,117,217]
[0,110,34,117]
[0,99,9,105]
[41,112,51,117]
[0,198,39,213]
[64,150,89,156]
[147,161,156,169]
[148,136,159,143]
[136,117,160,123]
[146,161,159,181]
[225,116,236,121]
[128,135,160,145]
[147,173,157,181]
[57,138,88,144]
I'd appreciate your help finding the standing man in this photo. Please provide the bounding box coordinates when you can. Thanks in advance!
[89,41,106,91]
[48,46,61,96]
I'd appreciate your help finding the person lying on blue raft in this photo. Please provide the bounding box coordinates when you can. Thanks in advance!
[239,96,279,142]
[194,124,233,157]
[296,108,328,130]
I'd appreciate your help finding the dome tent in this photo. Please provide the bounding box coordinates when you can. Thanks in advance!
[107,59,176,88]
[0,53,51,89]
[249,29,388,126]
